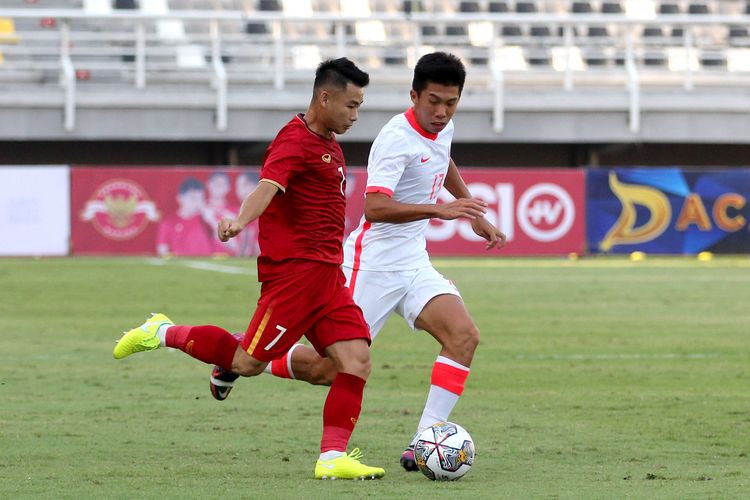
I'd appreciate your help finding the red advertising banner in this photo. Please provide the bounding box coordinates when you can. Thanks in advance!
[71,166,367,256]
[425,169,586,256]
[71,166,584,256]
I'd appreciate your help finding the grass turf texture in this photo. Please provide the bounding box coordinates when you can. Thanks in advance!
[1,256,749,499]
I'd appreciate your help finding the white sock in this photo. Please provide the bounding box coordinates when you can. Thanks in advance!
[414,356,470,440]
[416,385,460,433]
[319,450,345,461]
[156,324,170,347]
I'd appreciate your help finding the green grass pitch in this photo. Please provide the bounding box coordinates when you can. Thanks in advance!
[1,256,749,499]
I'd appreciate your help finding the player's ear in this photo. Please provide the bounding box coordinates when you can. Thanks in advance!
[320,89,329,108]
[409,89,418,105]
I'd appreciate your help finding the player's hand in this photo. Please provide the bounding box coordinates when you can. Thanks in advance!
[435,198,488,220]
[471,217,507,250]
[218,218,245,242]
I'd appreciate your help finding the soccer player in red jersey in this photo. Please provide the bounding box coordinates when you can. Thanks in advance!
[113,58,384,480]
[207,52,505,472]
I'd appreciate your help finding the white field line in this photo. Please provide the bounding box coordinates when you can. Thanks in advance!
[144,258,256,276]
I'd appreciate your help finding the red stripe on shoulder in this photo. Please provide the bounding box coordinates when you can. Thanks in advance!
[365,186,393,197]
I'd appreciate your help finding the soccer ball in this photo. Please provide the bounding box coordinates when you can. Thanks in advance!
[414,421,475,481]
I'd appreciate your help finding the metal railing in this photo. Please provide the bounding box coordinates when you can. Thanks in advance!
[1,8,750,133]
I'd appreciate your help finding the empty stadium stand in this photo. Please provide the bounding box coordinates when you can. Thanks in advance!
[1,1,750,166]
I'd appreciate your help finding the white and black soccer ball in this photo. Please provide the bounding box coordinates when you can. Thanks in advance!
[414,421,475,481]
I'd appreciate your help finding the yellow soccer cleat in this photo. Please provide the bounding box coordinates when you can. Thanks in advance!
[314,448,385,480]
[113,313,173,360]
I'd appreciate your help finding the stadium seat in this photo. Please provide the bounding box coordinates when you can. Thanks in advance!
[729,26,750,39]
[643,26,664,37]
[84,0,112,15]
[588,26,609,37]
[643,52,666,66]
[175,44,206,68]
[688,3,710,14]
[584,50,608,66]
[384,50,406,65]
[516,1,537,13]
[572,2,592,14]
[501,25,522,37]
[446,25,468,36]
[291,45,321,69]
[245,22,268,34]
[530,26,551,37]
[460,1,480,12]
[422,25,439,36]
[601,2,623,14]
[671,27,684,38]
[259,0,281,10]
[658,3,680,14]
[114,0,138,8]
[488,1,508,12]
[701,51,726,67]
[0,18,19,44]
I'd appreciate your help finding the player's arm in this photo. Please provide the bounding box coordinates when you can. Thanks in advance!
[364,160,488,224]
[443,158,507,250]
[364,191,487,223]
[218,180,279,242]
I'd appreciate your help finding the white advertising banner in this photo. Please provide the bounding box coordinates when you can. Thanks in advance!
[0,166,70,256]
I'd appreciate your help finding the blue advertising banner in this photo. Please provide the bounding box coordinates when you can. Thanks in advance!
[587,168,750,254]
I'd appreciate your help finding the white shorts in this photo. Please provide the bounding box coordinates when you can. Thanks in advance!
[342,265,462,339]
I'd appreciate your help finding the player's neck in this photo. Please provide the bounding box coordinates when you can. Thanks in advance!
[300,109,332,140]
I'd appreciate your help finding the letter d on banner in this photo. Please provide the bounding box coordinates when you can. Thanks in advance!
[600,172,671,251]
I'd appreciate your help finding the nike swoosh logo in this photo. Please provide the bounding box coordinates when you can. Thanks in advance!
[323,464,335,469]
[140,321,162,332]
[421,156,430,163]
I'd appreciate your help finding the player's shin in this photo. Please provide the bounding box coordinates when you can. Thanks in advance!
[163,325,239,370]
[320,372,365,455]
[415,355,470,436]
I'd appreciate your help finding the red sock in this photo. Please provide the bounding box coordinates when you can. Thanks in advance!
[165,325,238,371]
[270,352,292,379]
[320,372,366,453]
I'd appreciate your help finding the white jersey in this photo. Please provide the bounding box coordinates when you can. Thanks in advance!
[343,108,454,271]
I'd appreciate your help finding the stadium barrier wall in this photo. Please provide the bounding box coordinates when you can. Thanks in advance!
[588,168,750,254]
[5,165,747,257]
[69,166,586,257]
[0,166,70,256]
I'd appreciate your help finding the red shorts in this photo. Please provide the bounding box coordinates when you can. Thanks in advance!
[241,262,371,362]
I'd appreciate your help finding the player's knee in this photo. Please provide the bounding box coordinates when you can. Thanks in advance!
[443,323,480,359]
[464,324,480,353]
[341,352,371,380]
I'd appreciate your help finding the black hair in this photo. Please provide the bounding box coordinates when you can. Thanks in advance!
[412,52,466,95]
[178,177,204,195]
[313,57,370,92]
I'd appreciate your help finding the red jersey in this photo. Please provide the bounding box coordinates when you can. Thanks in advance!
[257,114,348,281]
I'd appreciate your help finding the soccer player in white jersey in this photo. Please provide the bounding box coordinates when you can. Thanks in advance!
[209,52,506,471]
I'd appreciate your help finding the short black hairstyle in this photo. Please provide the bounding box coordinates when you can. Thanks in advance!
[412,52,466,95]
[178,177,204,195]
[313,57,370,92]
